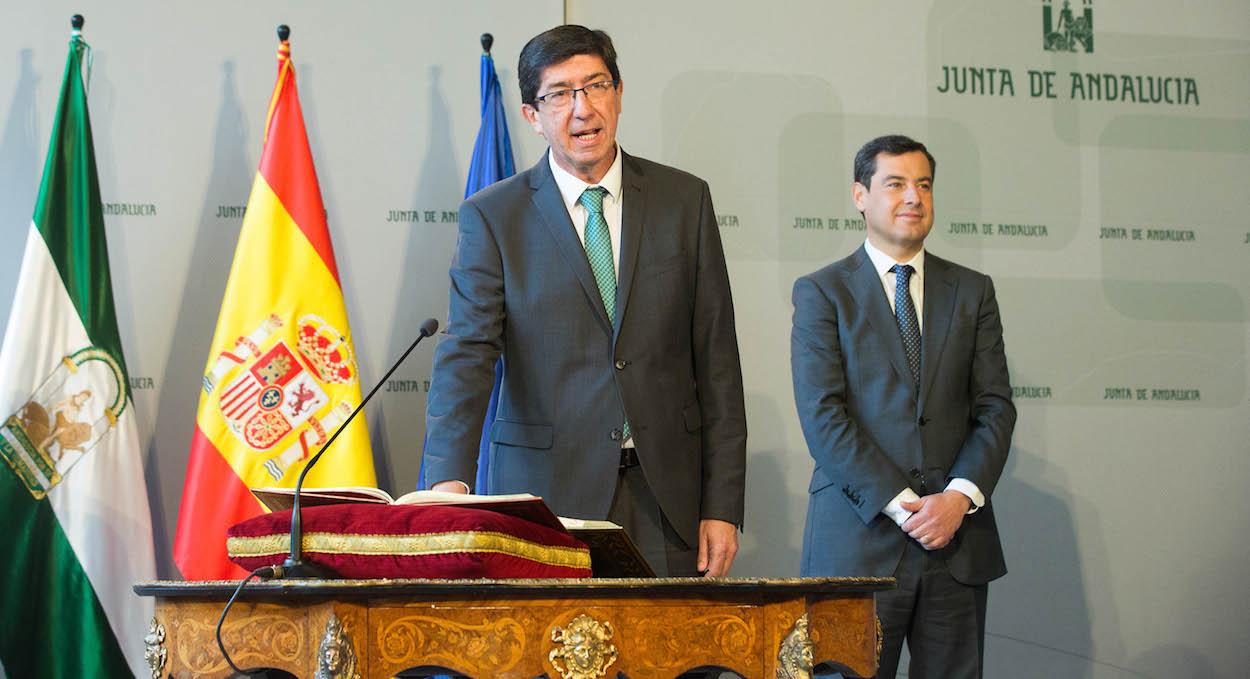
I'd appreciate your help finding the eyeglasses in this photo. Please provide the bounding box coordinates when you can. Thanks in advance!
[534,80,618,110]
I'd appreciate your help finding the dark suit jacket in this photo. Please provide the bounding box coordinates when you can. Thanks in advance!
[424,150,747,547]
[791,245,1015,584]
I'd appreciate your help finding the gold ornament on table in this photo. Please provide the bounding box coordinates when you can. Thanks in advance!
[549,614,618,679]
[316,613,360,679]
[143,617,166,679]
[776,613,814,679]
[876,614,884,667]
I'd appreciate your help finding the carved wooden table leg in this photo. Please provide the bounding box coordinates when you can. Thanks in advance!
[806,596,878,678]
[154,600,368,678]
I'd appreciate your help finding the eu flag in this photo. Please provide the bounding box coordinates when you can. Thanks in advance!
[465,37,515,198]
[465,36,515,493]
[419,35,514,494]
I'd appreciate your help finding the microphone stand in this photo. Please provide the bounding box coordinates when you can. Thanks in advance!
[278,318,439,579]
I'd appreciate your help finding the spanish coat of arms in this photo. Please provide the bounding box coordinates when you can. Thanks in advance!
[202,314,359,481]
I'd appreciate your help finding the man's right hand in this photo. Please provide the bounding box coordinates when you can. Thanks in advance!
[901,491,970,550]
[430,480,471,494]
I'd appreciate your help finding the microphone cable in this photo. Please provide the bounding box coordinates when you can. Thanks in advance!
[215,564,282,676]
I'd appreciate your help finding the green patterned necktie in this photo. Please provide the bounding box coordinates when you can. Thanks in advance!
[578,186,616,320]
[577,186,629,440]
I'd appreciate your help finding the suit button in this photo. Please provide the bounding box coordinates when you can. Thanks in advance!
[910,468,923,479]
[609,429,622,441]
[918,416,929,426]
[614,359,627,370]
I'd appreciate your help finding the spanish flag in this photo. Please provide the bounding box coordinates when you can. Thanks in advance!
[175,33,376,580]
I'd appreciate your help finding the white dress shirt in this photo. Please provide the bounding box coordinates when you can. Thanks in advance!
[863,238,925,332]
[862,239,985,525]
[549,147,624,278]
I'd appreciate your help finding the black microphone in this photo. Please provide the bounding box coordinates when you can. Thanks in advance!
[277,317,440,579]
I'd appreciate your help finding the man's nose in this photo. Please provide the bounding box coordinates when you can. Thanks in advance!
[572,90,596,116]
[903,185,920,203]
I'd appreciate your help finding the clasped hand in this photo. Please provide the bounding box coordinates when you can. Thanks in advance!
[900,490,971,550]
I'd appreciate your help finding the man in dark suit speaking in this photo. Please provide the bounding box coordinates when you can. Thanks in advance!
[423,25,746,577]
[791,135,1016,678]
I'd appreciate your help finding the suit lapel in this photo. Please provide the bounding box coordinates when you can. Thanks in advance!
[528,153,613,334]
[918,254,958,412]
[614,153,645,342]
[845,247,912,387]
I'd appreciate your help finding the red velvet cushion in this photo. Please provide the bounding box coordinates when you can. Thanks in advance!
[226,504,591,579]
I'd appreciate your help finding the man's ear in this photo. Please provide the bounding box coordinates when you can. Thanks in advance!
[521,104,545,137]
[852,181,868,211]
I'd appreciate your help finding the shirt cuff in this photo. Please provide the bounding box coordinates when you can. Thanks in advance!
[882,487,921,526]
[944,478,984,514]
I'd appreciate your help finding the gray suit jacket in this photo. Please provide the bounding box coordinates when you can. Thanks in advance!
[791,246,1015,584]
[424,151,747,547]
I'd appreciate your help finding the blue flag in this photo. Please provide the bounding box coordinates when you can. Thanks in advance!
[419,44,514,492]
[465,50,515,198]
[465,48,515,493]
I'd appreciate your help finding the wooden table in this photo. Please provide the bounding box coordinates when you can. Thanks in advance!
[134,577,891,678]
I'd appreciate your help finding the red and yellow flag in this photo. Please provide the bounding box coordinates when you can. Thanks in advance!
[175,38,375,580]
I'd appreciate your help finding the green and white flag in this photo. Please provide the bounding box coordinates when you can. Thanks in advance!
[0,26,155,679]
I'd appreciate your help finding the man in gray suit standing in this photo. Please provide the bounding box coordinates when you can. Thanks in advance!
[423,25,746,577]
[791,135,1016,678]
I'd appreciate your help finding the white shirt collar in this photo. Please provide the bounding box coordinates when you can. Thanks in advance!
[864,238,925,279]
[548,145,623,211]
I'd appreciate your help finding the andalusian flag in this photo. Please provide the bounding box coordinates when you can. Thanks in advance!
[0,23,156,678]
[175,33,376,580]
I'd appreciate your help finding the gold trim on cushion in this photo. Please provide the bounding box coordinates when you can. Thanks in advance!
[227,530,592,570]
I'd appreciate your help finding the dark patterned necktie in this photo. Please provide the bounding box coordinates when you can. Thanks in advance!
[890,264,921,387]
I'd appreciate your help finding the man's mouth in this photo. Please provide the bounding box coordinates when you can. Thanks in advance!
[572,128,602,145]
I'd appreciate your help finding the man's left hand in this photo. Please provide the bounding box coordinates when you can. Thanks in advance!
[900,491,972,550]
[697,519,739,577]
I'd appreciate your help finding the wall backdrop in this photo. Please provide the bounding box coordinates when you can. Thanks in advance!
[1,1,1247,677]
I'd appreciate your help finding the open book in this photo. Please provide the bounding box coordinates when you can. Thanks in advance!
[250,486,655,577]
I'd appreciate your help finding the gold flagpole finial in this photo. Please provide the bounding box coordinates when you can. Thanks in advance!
[266,24,294,143]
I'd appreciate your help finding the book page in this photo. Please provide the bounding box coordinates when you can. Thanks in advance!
[250,486,395,511]
[559,516,624,531]
[392,490,539,505]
